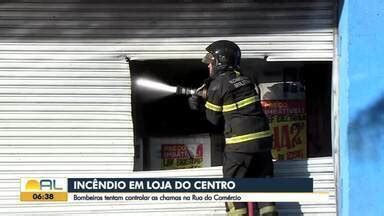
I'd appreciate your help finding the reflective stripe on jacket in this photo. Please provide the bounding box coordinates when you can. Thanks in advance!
[205,69,272,153]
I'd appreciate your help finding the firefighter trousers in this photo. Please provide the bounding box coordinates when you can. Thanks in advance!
[223,151,278,216]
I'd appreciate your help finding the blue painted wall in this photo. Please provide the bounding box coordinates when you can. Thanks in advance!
[339,0,384,215]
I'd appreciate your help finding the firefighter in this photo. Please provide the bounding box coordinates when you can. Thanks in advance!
[189,40,278,216]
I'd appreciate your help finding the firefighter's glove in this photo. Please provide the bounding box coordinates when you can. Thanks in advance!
[188,94,205,111]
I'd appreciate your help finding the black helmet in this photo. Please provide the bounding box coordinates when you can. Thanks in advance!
[202,40,241,69]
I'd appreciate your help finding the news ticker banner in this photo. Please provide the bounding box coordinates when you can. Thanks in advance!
[20,178,329,203]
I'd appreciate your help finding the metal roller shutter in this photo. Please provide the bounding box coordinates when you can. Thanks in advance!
[0,0,335,215]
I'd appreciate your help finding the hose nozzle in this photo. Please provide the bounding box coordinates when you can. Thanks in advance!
[176,86,196,95]
[176,84,208,99]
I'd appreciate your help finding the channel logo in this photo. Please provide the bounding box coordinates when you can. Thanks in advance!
[20,178,67,202]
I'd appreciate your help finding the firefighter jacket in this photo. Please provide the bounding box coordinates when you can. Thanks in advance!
[205,69,273,153]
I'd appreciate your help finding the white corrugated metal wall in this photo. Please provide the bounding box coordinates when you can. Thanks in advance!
[0,0,335,215]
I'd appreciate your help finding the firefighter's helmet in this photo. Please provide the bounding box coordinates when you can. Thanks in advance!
[202,40,241,69]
